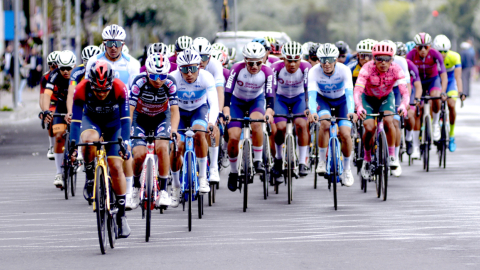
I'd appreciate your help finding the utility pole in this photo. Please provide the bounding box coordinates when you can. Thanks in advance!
[43,0,48,71]
[75,0,81,59]
[14,0,20,108]
[358,0,363,41]
[234,0,237,50]
[66,0,71,50]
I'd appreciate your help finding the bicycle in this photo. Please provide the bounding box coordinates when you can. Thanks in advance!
[436,96,463,169]
[416,96,440,172]
[72,138,124,254]
[274,108,305,204]
[261,119,273,200]
[130,131,176,242]
[309,121,320,189]
[227,113,270,212]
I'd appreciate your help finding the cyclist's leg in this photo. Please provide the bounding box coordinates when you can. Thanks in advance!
[273,94,289,161]
[317,95,332,165]
[292,93,309,166]
[405,84,416,143]
[362,94,380,162]
[190,104,209,181]
[205,107,221,179]
[227,96,247,174]
[47,102,56,157]
[447,84,458,151]
[428,76,442,132]
[336,97,353,171]
[392,86,402,160]
[170,109,188,190]
[154,112,171,189]
[379,92,396,159]
[250,95,266,173]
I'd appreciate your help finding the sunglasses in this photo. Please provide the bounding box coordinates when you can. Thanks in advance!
[48,62,57,67]
[285,55,301,61]
[59,67,73,71]
[439,50,448,54]
[105,40,123,48]
[91,85,112,92]
[359,53,372,60]
[338,54,346,58]
[246,60,263,67]
[200,55,210,62]
[319,57,336,64]
[374,55,392,62]
[148,73,168,81]
[416,45,430,51]
[309,56,319,62]
[179,66,199,74]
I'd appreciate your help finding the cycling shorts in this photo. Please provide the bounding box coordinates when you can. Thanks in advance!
[228,94,265,129]
[131,111,171,149]
[421,76,441,96]
[316,94,351,128]
[362,92,395,120]
[178,104,208,140]
[447,90,458,101]
[274,93,307,124]
[80,114,122,157]
[52,101,67,126]
[446,78,458,93]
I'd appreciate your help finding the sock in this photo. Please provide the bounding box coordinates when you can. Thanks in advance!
[116,194,126,218]
[432,112,440,125]
[125,176,133,195]
[275,143,283,159]
[413,131,420,148]
[229,156,238,173]
[364,149,372,162]
[85,161,95,180]
[388,146,395,157]
[172,170,181,189]
[450,124,455,138]
[344,156,351,171]
[406,130,413,141]
[49,136,54,148]
[209,147,219,169]
[54,153,63,174]
[158,176,168,191]
[253,146,263,161]
[299,146,308,165]
[319,147,327,162]
[133,175,141,188]
[395,146,400,160]
[78,146,83,159]
[197,157,207,178]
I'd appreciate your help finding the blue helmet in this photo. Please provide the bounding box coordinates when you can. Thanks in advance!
[252,38,271,51]
[405,41,416,53]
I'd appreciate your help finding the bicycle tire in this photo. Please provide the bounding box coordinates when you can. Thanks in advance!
[440,116,447,168]
[380,131,388,201]
[243,140,250,212]
[331,140,338,210]
[262,133,269,200]
[187,152,193,231]
[95,166,107,254]
[375,137,382,199]
[424,117,431,172]
[208,184,213,206]
[146,159,153,242]
[107,183,116,249]
[313,124,318,189]
[71,167,77,197]
[286,136,294,204]
[198,193,202,219]
[63,160,70,200]
[362,175,367,193]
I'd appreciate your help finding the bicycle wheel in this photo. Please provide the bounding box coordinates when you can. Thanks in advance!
[380,131,388,201]
[330,140,338,210]
[375,139,382,199]
[424,117,431,172]
[95,166,107,254]
[198,193,203,219]
[439,118,447,168]
[187,152,193,231]
[145,159,153,242]
[286,136,294,204]
[242,140,250,212]
[262,133,269,200]
[107,183,117,249]
[313,124,318,189]
[71,167,77,197]
[63,161,70,200]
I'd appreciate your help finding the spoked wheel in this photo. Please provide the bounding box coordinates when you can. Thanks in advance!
[187,152,193,231]
[71,167,77,197]
[313,124,319,189]
[286,136,294,204]
[330,141,338,210]
[375,143,382,199]
[198,194,203,219]
[107,185,117,249]
[262,133,269,200]
[242,140,250,212]
[145,159,153,242]
[439,119,447,168]
[63,164,70,200]
[95,167,107,254]
[380,131,389,201]
[424,117,431,172]
[208,182,216,206]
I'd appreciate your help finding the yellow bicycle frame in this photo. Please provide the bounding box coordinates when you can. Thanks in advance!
[92,146,112,213]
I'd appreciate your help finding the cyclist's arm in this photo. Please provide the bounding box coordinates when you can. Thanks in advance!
[223,64,239,109]
[114,81,131,142]
[344,65,355,114]
[42,90,53,111]
[129,82,141,120]
[414,81,423,100]
[263,66,276,111]
[216,86,224,112]
[395,68,409,108]
[434,50,448,93]
[166,76,179,132]
[454,67,463,94]
[307,67,319,112]
[70,85,86,143]
[66,84,76,116]
[170,105,179,133]
[353,69,368,109]
[206,84,219,125]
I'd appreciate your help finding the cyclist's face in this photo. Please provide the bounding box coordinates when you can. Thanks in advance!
[105,40,122,60]
[284,58,301,74]
[60,68,73,79]
[321,60,336,74]
[180,65,199,83]
[200,56,210,69]
[149,76,165,88]
[374,57,392,72]
[358,53,372,66]
[417,45,430,58]
[92,89,111,100]
[245,58,263,74]
[337,54,347,63]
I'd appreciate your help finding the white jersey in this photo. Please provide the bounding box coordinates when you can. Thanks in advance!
[85,52,140,92]
[307,62,353,99]
[393,56,410,87]
[204,58,225,87]
[170,69,219,124]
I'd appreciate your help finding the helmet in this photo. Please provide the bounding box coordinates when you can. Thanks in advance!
[395,42,407,56]
[414,32,432,45]
[191,37,213,55]
[212,43,228,54]
[176,49,201,66]
[102,24,126,41]
[243,42,266,59]
[356,39,376,53]
[271,40,283,55]
[99,43,105,52]
[372,41,395,57]
[47,51,60,66]
[57,50,76,67]
[211,49,228,66]
[81,46,101,61]
[174,36,193,52]
[335,41,349,54]
[147,43,169,57]
[308,43,320,58]
[122,44,129,54]
[302,42,314,56]
[145,53,170,75]
[228,47,236,61]
[405,41,416,53]
[168,44,176,55]
[264,36,276,45]
[317,43,340,58]
[433,34,451,51]
[89,60,115,89]
[252,38,271,51]
[382,40,397,55]
[282,41,303,58]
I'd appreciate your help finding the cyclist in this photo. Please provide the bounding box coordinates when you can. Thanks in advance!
[307,43,356,187]
[211,49,231,81]
[70,60,132,238]
[122,44,129,55]
[335,41,352,65]
[302,42,314,62]
[348,39,376,85]
[354,42,409,180]
[169,49,219,207]
[40,51,60,160]
[307,43,320,66]
[42,50,76,187]
[140,43,177,73]
[271,39,284,59]
[191,37,225,183]
[252,38,280,67]
[270,41,312,178]
[170,36,193,64]
[432,34,467,152]
[406,32,448,142]
[130,54,179,208]
[224,42,276,192]
[228,47,237,64]
[85,24,140,210]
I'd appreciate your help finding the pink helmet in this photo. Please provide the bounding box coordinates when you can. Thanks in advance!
[372,42,394,57]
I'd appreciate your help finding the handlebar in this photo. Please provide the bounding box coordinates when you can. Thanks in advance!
[225,115,271,135]
[40,112,69,129]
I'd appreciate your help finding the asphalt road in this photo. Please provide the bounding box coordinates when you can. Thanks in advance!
[1,92,480,269]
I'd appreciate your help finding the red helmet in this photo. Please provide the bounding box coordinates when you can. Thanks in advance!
[89,60,114,90]
[372,42,394,57]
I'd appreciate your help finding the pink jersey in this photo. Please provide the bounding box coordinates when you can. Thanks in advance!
[354,61,409,108]
[406,48,446,80]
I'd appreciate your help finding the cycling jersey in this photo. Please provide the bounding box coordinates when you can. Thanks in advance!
[85,52,140,92]
[45,69,70,102]
[204,58,225,87]
[222,67,230,83]
[271,61,311,98]
[406,48,446,80]
[40,72,58,109]
[443,50,462,93]
[225,62,276,109]
[139,62,177,74]
[348,60,362,85]
[407,59,420,86]
[393,56,410,87]
[307,62,354,114]
[168,55,177,64]
[69,64,86,86]
[169,69,218,124]
[266,55,281,67]
[129,73,178,117]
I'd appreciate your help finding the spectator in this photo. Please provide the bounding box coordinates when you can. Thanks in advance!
[27,46,43,88]
[2,45,13,81]
[460,41,476,97]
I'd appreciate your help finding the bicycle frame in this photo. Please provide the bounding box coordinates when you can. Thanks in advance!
[92,147,111,213]
[325,119,343,178]
[237,118,254,177]
[181,129,199,201]
[138,139,158,208]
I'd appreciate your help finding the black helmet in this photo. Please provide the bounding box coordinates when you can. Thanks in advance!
[309,43,320,58]
[335,40,349,55]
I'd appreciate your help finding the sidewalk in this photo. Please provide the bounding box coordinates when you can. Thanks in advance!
[0,87,41,126]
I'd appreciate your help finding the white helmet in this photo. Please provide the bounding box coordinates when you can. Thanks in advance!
[414,32,432,45]
[145,53,170,75]
[102,24,126,41]
[47,51,60,65]
[57,50,76,67]
[177,49,201,66]
[356,39,376,53]
[242,42,266,59]
[168,44,176,55]
[175,36,193,52]
[148,43,169,57]
[211,49,228,66]
[99,43,105,52]
[191,37,213,55]
[212,43,228,54]
[228,47,236,61]
[281,41,303,58]
[81,46,101,61]
[302,42,314,56]
[433,35,451,51]
[317,43,339,58]
[122,44,129,54]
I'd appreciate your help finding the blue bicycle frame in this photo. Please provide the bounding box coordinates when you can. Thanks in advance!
[326,120,343,182]
[181,129,199,202]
